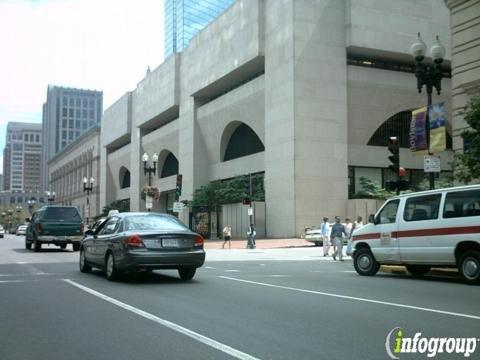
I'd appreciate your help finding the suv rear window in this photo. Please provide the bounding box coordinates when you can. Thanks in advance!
[43,207,81,221]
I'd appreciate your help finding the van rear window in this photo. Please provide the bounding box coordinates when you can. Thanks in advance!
[443,190,480,218]
[43,207,81,221]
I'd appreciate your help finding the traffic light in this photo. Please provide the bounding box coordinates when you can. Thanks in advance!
[242,198,251,205]
[175,174,182,200]
[387,136,400,176]
[244,176,250,196]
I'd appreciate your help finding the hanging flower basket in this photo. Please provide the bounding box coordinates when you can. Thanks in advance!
[141,186,161,201]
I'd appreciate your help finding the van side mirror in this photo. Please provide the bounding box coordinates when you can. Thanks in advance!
[25,218,31,223]
[368,214,375,224]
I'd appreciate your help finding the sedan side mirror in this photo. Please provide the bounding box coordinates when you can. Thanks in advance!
[84,230,95,237]
[368,214,375,224]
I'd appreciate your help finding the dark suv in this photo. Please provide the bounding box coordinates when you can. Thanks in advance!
[26,206,84,252]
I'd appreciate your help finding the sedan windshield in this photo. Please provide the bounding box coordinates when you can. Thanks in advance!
[124,215,189,231]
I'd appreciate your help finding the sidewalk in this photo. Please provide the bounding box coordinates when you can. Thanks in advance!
[204,238,313,250]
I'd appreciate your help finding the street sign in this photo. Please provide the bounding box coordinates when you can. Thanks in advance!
[247,208,253,216]
[173,201,184,213]
[424,155,441,173]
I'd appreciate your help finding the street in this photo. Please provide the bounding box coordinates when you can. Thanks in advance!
[1,234,479,360]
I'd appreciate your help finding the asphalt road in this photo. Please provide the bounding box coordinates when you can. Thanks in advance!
[0,234,479,360]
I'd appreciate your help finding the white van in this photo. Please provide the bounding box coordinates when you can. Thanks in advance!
[351,184,480,285]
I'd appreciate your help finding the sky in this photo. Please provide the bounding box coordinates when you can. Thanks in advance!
[0,0,165,173]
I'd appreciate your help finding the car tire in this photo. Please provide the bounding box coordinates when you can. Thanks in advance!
[178,267,196,281]
[34,238,41,252]
[406,265,431,277]
[72,243,80,252]
[314,241,322,247]
[106,252,120,281]
[458,250,480,285]
[60,244,67,250]
[353,248,380,276]
[79,248,92,273]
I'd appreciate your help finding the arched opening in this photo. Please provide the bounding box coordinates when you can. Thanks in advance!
[161,152,179,178]
[368,110,452,149]
[119,167,130,189]
[222,123,264,161]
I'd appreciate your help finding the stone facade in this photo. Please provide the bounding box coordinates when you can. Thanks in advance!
[101,0,452,237]
[48,127,101,222]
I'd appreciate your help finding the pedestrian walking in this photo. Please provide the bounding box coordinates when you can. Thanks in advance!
[331,216,347,261]
[247,224,256,249]
[222,225,232,249]
[344,217,353,257]
[347,216,364,256]
[320,217,331,256]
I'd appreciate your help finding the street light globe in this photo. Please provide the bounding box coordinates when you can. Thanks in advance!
[411,32,427,59]
[142,152,149,162]
[83,177,88,184]
[431,35,446,63]
[90,177,95,184]
[152,153,159,162]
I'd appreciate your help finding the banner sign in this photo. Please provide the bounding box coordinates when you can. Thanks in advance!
[409,107,428,152]
[428,102,446,153]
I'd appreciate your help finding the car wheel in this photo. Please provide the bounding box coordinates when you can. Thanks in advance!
[314,241,322,247]
[34,238,41,252]
[79,248,92,273]
[106,252,120,281]
[25,238,32,250]
[406,265,431,277]
[458,250,480,285]
[60,244,67,250]
[72,243,80,252]
[178,267,196,281]
[353,248,380,276]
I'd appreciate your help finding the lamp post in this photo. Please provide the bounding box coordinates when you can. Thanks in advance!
[142,152,158,187]
[46,191,56,204]
[411,32,446,190]
[83,177,94,225]
[27,198,36,215]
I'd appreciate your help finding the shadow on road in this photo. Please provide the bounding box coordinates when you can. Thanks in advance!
[12,248,73,254]
[84,268,199,285]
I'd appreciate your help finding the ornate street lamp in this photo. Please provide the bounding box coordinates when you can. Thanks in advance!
[46,191,56,204]
[27,198,36,215]
[83,177,94,224]
[142,152,158,187]
[411,32,446,190]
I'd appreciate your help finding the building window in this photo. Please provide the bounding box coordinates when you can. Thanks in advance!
[62,119,67,127]
[160,153,179,178]
[119,167,131,189]
[24,134,28,141]
[36,135,39,142]
[62,108,67,116]
[62,131,67,140]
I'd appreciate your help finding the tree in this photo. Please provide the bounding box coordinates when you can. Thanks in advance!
[353,177,394,199]
[452,95,480,183]
[101,199,130,217]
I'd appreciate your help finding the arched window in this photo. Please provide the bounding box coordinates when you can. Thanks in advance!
[161,152,179,178]
[223,123,265,161]
[119,167,130,189]
[368,110,452,149]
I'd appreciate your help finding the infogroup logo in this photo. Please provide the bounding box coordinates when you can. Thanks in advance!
[385,327,479,359]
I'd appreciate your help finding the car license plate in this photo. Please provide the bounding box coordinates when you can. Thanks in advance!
[162,239,178,247]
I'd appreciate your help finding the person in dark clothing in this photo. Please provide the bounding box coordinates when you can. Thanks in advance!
[330,216,347,261]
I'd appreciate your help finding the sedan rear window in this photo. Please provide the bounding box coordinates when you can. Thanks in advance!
[124,215,188,231]
[43,207,81,221]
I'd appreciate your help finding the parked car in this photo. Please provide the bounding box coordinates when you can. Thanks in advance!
[352,184,480,285]
[16,225,27,236]
[25,206,84,252]
[80,212,205,281]
[304,227,323,246]
[0,225,4,238]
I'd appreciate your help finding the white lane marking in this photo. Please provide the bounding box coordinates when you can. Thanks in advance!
[225,270,241,273]
[268,275,289,278]
[15,262,28,264]
[63,279,261,360]
[205,267,217,270]
[0,273,55,277]
[0,280,28,283]
[219,276,480,321]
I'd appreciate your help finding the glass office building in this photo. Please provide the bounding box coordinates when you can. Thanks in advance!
[164,0,235,57]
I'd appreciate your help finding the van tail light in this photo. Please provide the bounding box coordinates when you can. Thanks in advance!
[35,223,43,234]
[194,235,204,248]
[124,234,145,248]
[80,223,84,233]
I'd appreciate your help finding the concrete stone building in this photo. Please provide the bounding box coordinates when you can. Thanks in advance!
[48,126,101,223]
[445,0,480,165]
[42,86,103,190]
[2,122,42,192]
[101,0,453,237]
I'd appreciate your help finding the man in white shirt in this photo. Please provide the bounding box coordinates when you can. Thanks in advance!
[320,217,331,256]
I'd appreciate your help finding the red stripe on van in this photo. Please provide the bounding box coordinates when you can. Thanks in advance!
[352,226,480,241]
[393,226,480,238]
